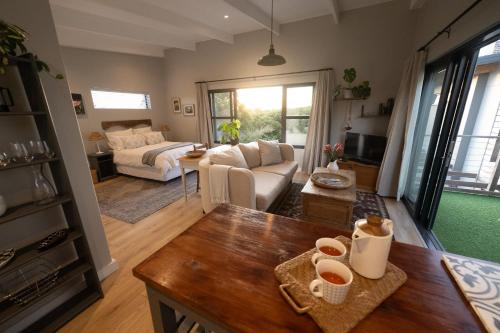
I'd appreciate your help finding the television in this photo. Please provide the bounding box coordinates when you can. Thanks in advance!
[343,132,387,165]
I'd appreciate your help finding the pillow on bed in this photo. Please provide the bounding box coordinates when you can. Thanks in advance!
[209,146,248,169]
[122,134,147,149]
[105,128,133,150]
[133,126,152,134]
[143,131,165,145]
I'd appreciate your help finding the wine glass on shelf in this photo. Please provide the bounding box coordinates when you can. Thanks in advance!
[43,141,56,159]
[0,152,9,167]
[28,140,45,159]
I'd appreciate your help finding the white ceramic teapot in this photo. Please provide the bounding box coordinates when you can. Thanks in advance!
[349,215,393,279]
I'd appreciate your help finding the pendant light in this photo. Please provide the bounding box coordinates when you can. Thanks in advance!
[257,0,286,66]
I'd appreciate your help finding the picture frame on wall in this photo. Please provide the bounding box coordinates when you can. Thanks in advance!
[183,104,195,116]
[172,97,181,113]
[71,93,85,115]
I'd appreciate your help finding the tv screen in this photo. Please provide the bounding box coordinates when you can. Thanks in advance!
[344,132,387,165]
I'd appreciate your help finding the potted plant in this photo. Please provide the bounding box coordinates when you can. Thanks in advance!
[352,81,371,99]
[334,68,356,99]
[323,143,344,172]
[0,20,63,78]
[218,119,241,145]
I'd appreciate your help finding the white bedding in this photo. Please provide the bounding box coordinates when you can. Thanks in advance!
[113,141,195,173]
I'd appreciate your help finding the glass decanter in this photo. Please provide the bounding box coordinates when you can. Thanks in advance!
[31,166,56,205]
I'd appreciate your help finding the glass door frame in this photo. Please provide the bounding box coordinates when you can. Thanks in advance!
[403,22,500,249]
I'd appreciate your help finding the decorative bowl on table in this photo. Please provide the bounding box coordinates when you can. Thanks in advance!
[311,172,352,190]
[185,150,206,158]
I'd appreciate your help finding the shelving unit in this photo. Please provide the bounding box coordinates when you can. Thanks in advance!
[0,54,102,332]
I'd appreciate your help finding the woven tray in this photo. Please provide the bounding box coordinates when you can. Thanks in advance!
[274,235,407,333]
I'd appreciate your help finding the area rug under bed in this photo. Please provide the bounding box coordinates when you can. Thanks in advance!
[271,183,390,228]
[95,173,197,224]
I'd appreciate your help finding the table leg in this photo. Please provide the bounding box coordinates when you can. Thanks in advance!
[181,165,187,201]
[147,288,177,333]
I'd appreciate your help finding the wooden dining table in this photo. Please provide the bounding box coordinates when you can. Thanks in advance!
[133,204,485,333]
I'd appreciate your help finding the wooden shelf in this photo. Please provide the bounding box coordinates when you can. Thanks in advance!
[0,230,82,277]
[0,157,59,172]
[357,114,391,119]
[334,97,367,101]
[0,112,46,117]
[0,260,92,326]
[0,195,72,225]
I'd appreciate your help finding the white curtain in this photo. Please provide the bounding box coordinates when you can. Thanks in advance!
[302,70,333,174]
[196,82,214,147]
[377,51,427,199]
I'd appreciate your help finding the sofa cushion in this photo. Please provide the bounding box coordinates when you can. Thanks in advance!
[209,146,248,169]
[238,142,261,168]
[253,171,287,211]
[258,139,282,166]
[252,160,298,183]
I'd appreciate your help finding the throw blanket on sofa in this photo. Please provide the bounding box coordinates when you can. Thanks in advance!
[142,142,192,166]
[209,164,232,204]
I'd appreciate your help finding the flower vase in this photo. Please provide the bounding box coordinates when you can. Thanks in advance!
[327,160,339,172]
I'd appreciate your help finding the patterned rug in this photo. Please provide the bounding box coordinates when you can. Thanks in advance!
[271,183,390,229]
[95,173,197,224]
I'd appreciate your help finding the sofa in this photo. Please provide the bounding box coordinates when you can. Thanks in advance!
[199,142,298,214]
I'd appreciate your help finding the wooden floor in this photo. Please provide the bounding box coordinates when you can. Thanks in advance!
[59,173,424,332]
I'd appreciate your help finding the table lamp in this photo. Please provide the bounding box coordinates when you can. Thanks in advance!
[88,131,105,154]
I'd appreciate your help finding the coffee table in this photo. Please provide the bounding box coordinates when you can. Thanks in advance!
[302,167,356,230]
[133,204,484,333]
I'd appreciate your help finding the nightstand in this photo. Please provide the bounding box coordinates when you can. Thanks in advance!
[88,151,117,182]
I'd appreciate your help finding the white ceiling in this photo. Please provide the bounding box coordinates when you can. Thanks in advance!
[49,0,423,58]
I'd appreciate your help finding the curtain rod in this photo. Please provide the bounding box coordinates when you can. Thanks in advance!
[194,67,332,84]
[418,0,483,52]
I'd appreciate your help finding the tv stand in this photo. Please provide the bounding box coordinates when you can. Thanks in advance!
[338,160,380,192]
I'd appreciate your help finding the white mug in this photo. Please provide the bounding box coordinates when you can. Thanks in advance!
[309,259,353,304]
[311,238,347,266]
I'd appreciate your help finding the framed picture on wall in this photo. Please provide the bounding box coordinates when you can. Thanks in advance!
[172,97,181,113]
[71,93,85,115]
[183,104,195,116]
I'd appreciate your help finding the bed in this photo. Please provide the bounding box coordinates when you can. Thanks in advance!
[102,119,199,182]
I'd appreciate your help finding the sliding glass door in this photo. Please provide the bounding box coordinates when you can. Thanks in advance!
[404,24,500,239]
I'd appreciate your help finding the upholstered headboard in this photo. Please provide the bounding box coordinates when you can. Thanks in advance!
[101,119,152,131]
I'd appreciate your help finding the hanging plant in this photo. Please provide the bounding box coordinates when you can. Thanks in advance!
[0,20,63,79]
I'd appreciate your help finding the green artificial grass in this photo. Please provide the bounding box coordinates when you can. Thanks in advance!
[433,191,500,263]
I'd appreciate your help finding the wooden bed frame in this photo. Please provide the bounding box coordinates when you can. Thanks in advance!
[101,119,152,131]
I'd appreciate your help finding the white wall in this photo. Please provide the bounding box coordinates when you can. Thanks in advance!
[60,47,168,153]
[163,1,418,145]
[413,0,500,62]
[0,0,114,279]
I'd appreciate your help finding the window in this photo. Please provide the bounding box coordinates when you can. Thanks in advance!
[90,90,152,109]
[209,83,314,147]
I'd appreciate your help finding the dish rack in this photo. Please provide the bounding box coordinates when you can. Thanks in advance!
[0,258,61,306]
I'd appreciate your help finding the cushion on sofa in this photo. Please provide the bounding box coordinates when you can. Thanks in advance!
[258,139,282,166]
[252,160,298,183]
[209,146,248,169]
[253,171,287,211]
[238,142,261,168]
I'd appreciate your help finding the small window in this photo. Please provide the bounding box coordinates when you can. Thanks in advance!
[90,90,152,109]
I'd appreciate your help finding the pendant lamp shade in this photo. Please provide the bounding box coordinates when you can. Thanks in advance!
[258,0,285,66]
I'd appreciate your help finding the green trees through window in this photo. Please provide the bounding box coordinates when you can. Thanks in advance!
[209,84,314,147]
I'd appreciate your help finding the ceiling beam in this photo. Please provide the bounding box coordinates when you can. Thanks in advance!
[409,0,427,10]
[51,5,196,51]
[324,0,340,24]
[97,0,234,44]
[56,26,165,58]
[50,0,233,45]
[222,0,280,35]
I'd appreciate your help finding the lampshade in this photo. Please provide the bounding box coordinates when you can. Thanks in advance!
[160,124,171,131]
[88,131,104,141]
[257,45,286,66]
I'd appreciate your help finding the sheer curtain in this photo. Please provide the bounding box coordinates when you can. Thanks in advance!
[377,51,427,198]
[302,70,333,174]
[196,82,214,147]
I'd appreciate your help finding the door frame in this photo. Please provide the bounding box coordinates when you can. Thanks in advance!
[403,22,500,249]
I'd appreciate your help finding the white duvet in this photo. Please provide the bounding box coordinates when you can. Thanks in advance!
[113,141,195,172]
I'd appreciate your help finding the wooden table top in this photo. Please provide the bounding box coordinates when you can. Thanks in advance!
[301,168,357,203]
[133,205,484,333]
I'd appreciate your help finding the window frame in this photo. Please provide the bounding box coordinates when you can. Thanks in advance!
[90,89,152,110]
[208,83,315,148]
